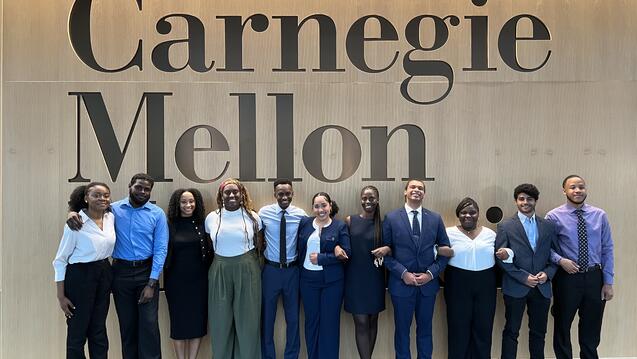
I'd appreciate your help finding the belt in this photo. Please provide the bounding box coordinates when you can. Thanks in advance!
[578,264,601,273]
[69,258,110,266]
[265,259,298,269]
[113,257,152,267]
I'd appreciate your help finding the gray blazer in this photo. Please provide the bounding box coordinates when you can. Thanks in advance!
[495,214,560,299]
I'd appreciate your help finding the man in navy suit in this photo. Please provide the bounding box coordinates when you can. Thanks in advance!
[496,183,559,359]
[383,179,451,359]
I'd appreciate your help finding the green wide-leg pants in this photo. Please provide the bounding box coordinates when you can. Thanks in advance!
[208,250,261,359]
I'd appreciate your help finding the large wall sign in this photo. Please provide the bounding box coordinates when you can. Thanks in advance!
[1,0,635,358]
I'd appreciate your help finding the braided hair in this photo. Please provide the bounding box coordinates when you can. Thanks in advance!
[214,178,262,253]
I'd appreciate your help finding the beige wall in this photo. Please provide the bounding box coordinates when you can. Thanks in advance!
[1,1,636,358]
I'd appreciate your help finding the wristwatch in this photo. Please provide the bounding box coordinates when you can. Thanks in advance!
[146,279,157,289]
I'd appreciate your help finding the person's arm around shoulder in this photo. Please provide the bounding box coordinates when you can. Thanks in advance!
[66,211,83,231]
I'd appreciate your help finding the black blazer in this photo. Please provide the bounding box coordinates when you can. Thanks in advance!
[297,217,351,283]
[495,214,560,299]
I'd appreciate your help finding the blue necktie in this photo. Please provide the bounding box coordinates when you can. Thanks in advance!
[524,217,537,251]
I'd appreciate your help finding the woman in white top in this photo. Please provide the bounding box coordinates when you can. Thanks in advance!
[297,192,351,359]
[443,197,511,359]
[204,178,263,359]
[53,183,116,359]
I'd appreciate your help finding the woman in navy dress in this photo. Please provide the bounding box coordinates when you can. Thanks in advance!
[164,188,212,359]
[298,192,351,359]
[343,185,389,359]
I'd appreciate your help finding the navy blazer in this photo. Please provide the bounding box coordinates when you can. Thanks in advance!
[495,214,560,299]
[297,217,351,283]
[382,207,450,298]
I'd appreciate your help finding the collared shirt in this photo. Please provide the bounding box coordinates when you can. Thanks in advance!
[404,204,422,232]
[111,198,169,280]
[303,219,330,271]
[53,210,116,282]
[258,203,307,263]
[518,211,538,251]
[205,208,262,257]
[546,203,614,284]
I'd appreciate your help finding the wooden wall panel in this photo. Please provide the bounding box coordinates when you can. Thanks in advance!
[1,1,636,358]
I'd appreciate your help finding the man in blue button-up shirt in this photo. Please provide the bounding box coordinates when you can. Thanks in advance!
[68,173,168,359]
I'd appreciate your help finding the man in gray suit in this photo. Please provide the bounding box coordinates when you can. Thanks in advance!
[496,183,560,359]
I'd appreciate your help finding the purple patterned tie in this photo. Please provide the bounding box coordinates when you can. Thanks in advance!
[575,209,589,270]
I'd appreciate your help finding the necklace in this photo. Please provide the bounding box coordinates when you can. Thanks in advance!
[458,225,479,238]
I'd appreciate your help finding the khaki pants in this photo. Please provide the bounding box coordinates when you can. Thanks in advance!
[208,250,261,359]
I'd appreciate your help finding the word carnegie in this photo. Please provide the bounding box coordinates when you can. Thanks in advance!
[69,0,551,105]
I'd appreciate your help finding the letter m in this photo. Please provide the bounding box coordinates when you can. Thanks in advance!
[68,92,173,183]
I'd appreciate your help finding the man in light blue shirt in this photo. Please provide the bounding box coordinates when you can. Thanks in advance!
[495,183,559,359]
[258,179,307,359]
[68,173,168,359]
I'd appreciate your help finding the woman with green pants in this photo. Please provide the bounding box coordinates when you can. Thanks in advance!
[205,178,263,359]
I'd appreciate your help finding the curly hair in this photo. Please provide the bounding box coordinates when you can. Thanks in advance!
[216,178,256,213]
[214,178,262,253]
[167,188,206,224]
[67,182,111,212]
[513,183,540,201]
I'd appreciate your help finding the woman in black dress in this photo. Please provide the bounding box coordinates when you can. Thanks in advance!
[164,188,212,359]
[343,185,390,359]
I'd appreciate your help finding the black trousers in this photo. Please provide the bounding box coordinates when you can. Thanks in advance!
[64,259,112,359]
[111,260,161,359]
[502,287,551,359]
[444,266,496,359]
[552,268,605,359]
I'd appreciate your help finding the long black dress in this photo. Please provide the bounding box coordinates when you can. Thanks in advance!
[344,215,385,314]
[164,217,209,340]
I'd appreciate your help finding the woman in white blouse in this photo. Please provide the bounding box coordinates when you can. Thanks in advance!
[444,197,511,359]
[204,178,263,359]
[53,183,116,359]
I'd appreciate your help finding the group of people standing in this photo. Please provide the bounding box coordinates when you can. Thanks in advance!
[53,173,614,359]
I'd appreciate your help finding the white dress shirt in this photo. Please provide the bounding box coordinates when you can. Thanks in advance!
[446,226,514,271]
[405,204,422,230]
[53,210,116,282]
